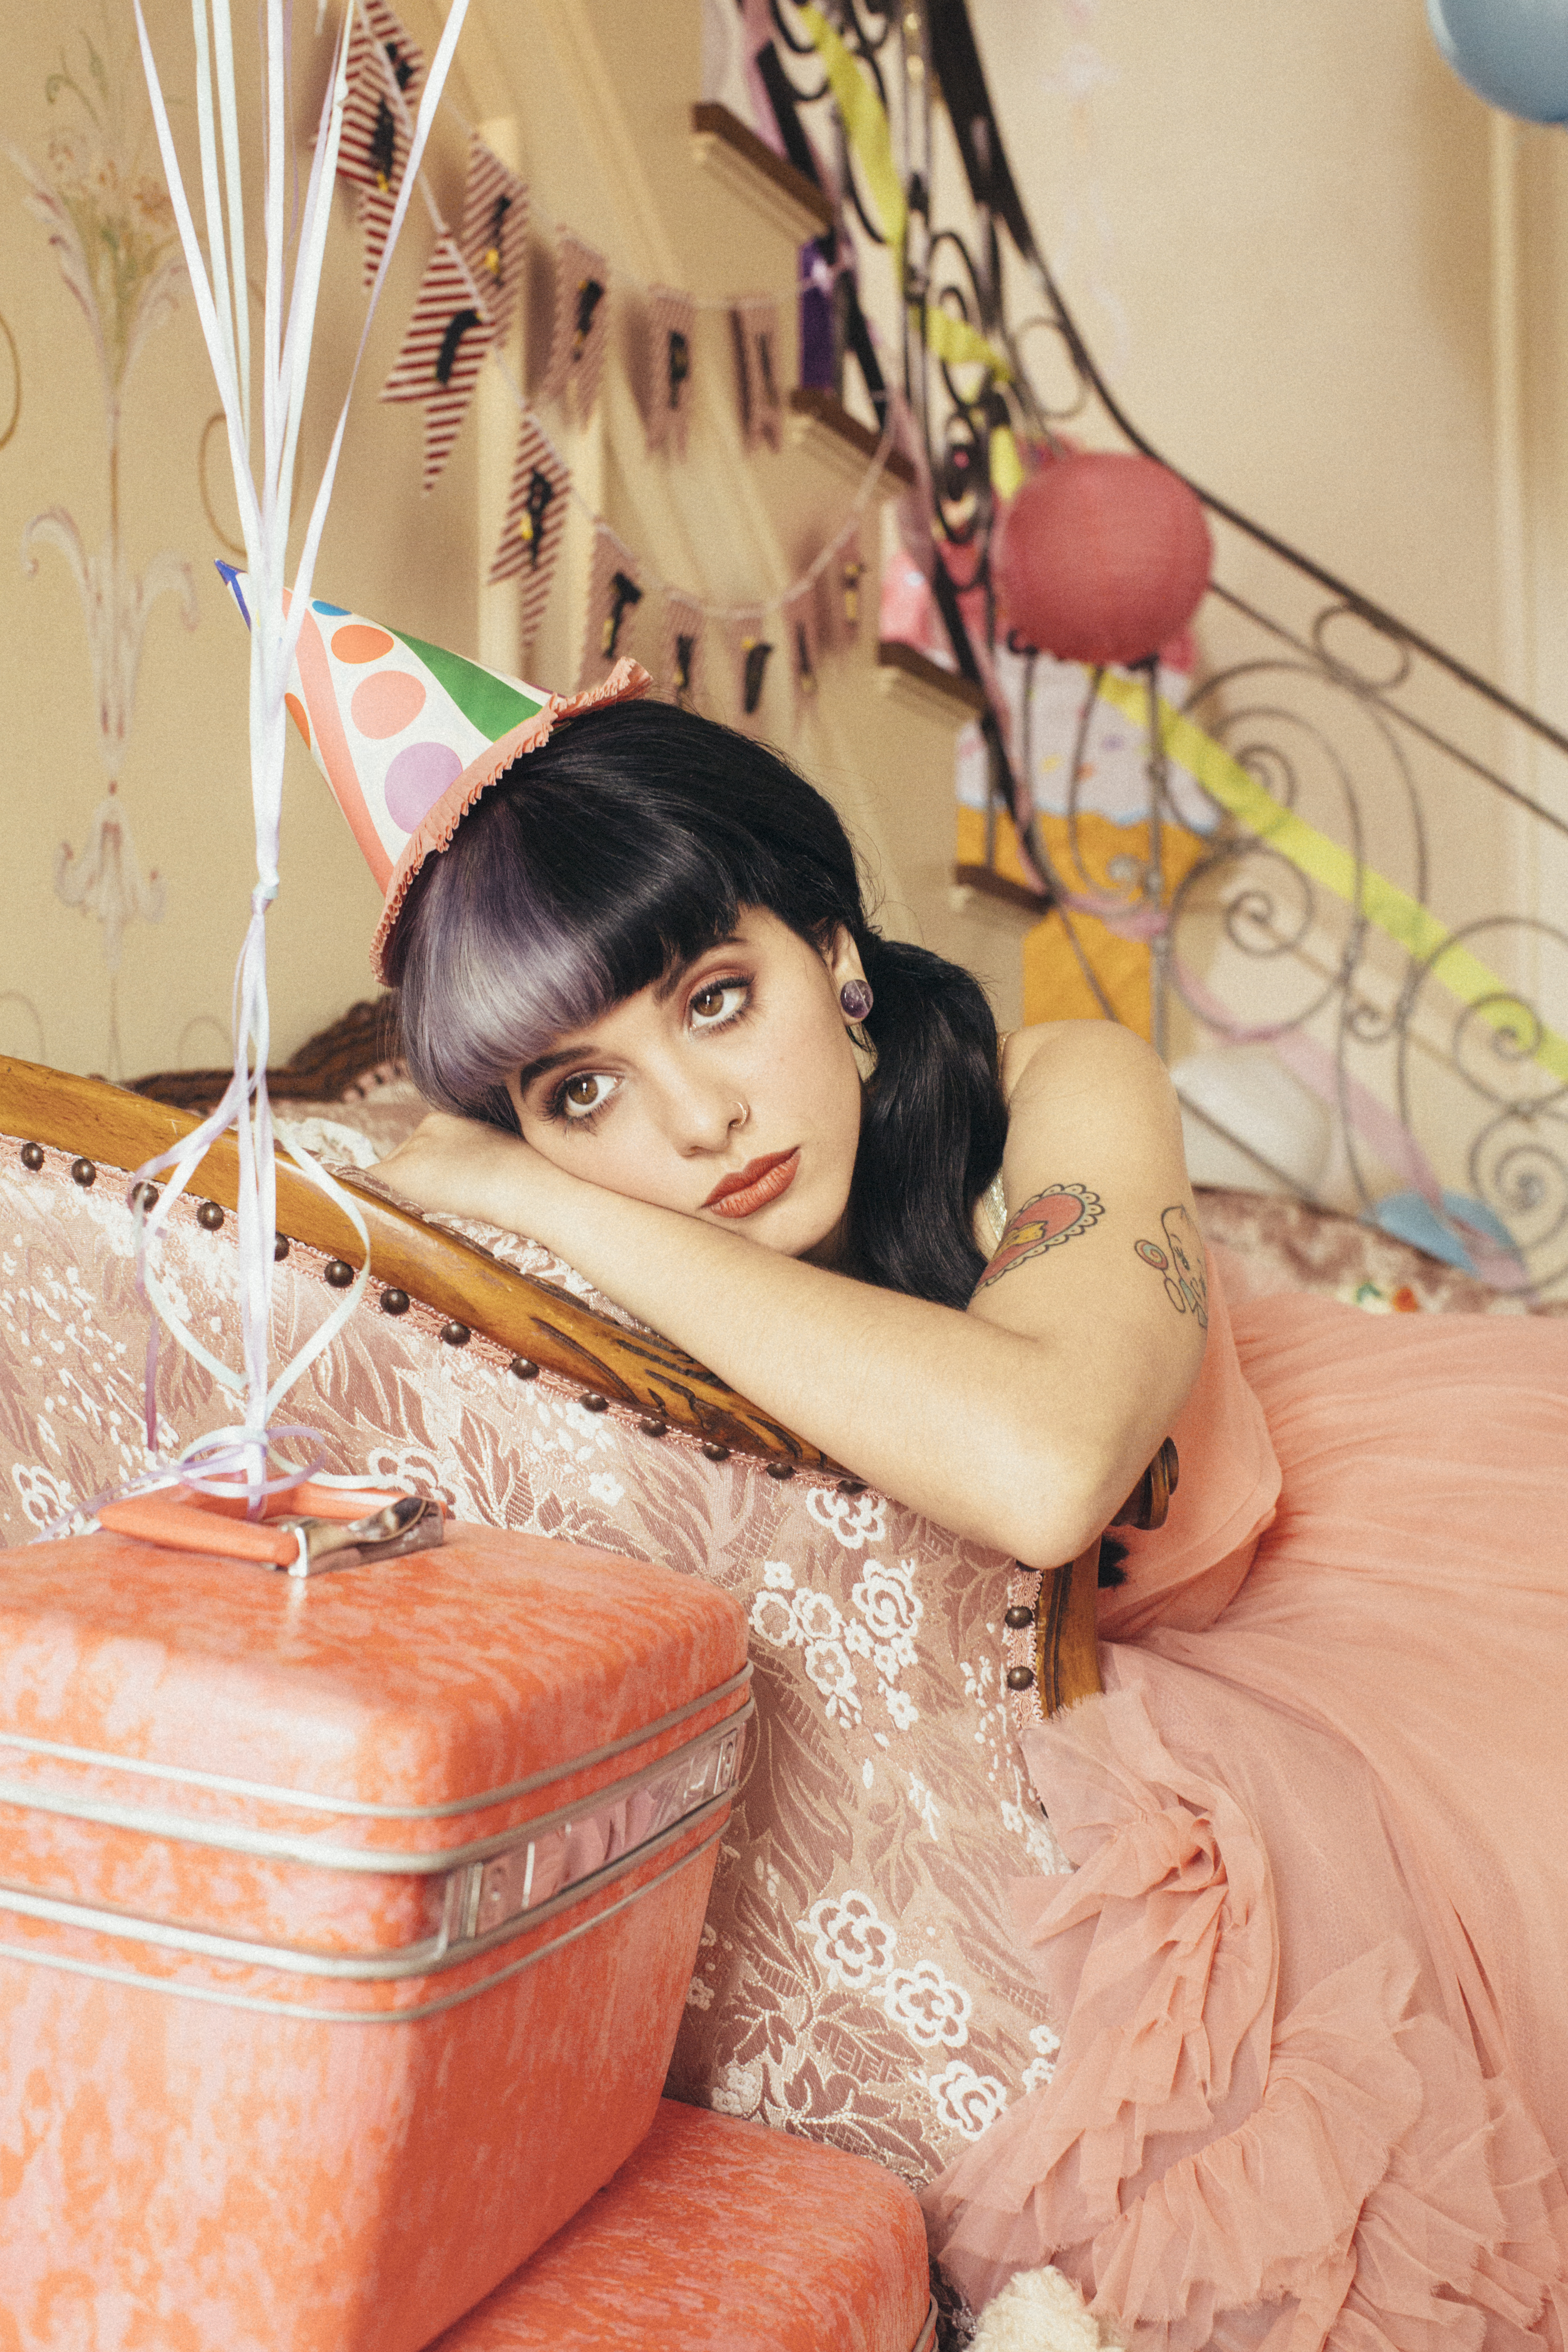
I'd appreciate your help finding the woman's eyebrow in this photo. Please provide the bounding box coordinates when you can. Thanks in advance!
[654,935,745,1005]
[515,1043,589,1093]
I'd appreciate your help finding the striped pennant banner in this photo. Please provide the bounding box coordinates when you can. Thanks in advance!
[380,232,494,492]
[488,412,571,653]
[544,229,612,425]
[662,590,704,709]
[784,582,822,723]
[731,609,774,724]
[730,295,782,453]
[822,525,864,652]
[459,130,528,348]
[580,527,643,691]
[337,0,426,291]
[645,286,696,458]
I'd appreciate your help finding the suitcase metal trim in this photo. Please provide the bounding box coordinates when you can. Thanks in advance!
[0,1677,752,1874]
[0,1660,753,1823]
[0,1706,750,1978]
[0,1806,724,2025]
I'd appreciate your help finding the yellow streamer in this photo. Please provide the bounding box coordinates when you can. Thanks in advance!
[988,422,1024,500]
[798,2,1018,451]
[797,6,907,252]
[1095,669,1568,1086]
[921,301,1013,386]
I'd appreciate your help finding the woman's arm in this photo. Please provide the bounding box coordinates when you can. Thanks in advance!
[377,1021,1203,1567]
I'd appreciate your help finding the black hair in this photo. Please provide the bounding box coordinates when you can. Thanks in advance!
[386,699,1007,1309]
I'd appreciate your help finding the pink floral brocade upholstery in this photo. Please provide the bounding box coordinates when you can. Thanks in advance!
[0,1136,1063,2185]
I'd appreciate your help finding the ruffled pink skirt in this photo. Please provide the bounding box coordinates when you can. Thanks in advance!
[927,1295,1568,2350]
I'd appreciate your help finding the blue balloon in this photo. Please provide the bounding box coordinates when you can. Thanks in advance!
[1428,0,1568,123]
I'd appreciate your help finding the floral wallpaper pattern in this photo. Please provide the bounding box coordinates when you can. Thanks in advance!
[4,28,193,1074]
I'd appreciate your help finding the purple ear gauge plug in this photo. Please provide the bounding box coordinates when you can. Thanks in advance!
[840,978,874,1022]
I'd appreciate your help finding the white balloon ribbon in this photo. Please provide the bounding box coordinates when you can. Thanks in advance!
[120,0,470,1499]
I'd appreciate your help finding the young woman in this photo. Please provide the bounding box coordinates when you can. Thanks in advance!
[376,694,1568,2347]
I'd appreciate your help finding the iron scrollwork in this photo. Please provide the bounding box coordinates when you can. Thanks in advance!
[741,0,1568,1293]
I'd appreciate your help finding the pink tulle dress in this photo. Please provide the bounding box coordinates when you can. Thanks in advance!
[926,1249,1568,2349]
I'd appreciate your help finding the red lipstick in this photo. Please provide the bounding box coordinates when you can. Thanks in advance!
[703,1149,800,1219]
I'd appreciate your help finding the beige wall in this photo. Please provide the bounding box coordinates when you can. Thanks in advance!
[971,0,1501,675]
[0,2,474,1082]
[2,0,1556,1089]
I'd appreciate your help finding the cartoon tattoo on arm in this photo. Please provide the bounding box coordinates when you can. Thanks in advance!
[977,1184,1104,1290]
[1134,1205,1209,1328]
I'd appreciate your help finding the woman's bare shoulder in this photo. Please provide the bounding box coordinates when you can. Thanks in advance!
[1000,1018,1167,1103]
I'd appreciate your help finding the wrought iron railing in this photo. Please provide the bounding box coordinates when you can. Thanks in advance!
[723,0,1568,1295]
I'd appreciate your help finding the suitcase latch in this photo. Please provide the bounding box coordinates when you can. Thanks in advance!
[97,1485,446,1577]
[271,1495,446,1576]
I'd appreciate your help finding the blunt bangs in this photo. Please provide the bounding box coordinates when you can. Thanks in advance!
[387,702,850,1126]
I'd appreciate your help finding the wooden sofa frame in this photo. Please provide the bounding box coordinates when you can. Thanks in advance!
[0,1056,1175,1712]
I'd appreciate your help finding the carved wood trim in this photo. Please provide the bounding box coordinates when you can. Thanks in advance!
[0,1057,842,1471]
[1035,1540,1103,1714]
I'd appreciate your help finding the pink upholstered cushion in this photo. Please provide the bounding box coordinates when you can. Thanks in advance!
[425,2099,933,2350]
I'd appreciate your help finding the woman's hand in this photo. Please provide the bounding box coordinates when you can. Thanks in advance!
[375,1111,555,1233]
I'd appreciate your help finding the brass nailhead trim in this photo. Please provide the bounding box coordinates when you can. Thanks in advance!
[1003,1604,1035,1629]
[129,1182,159,1213]
[580,1393,610,1413]
[71,1158,97,1188]
[836,1478,866,1497]
[1005,1666,1035,1691]
[639,1416,668,1437]
[440,1322,471,1347]
[509,1356,539,1378]
[323,1259,355,1290]
[19,1142,45,1171]
[765,1460,796,1480]
[381,1288,411,1316]
[274,1234,290,1262]
[700,1440,730,1462]
[196,1200,224,1230]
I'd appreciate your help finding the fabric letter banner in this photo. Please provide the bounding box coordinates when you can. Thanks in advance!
[645,287,696,458]
[337,0,426,291]
[730,296,783,453]
[488,413,570,652]
[731,610,774,725]
[820,525,864,652]
[544,230,613,425]
[379,233,495,492]
[458,131,528,348]
[580,528,643,691]
[783,583,821,723]
[662,591,704,709]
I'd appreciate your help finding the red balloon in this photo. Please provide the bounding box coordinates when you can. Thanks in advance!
[994,450,1212,666]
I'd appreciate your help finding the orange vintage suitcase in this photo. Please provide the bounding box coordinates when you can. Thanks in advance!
[427,2100,938,2352]
[0,1508,750,2352]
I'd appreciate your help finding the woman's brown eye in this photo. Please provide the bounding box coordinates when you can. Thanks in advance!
[565,1075,599,1107]
[692,987,724,1017]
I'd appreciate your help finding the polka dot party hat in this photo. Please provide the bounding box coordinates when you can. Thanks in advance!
[218,564,650,979]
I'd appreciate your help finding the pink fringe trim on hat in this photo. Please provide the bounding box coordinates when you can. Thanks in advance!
[369,656,653,981]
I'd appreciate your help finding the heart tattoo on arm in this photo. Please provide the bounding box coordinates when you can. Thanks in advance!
[976,1184,1105,1291]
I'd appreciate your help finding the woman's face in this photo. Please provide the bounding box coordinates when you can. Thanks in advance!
[507,907,867,1261]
